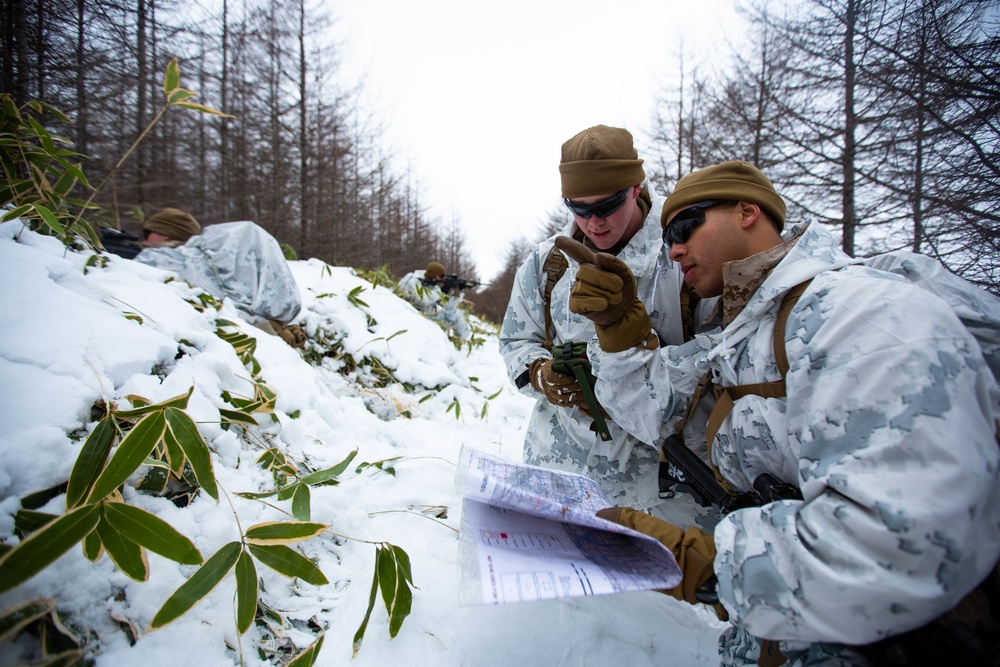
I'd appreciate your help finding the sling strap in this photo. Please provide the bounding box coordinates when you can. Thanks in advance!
[551,342,612,441]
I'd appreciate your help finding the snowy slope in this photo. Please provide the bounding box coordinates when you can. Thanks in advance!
[0,220,724,666]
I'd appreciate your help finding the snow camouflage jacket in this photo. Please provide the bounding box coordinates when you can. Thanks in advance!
[135,221,301,325]
[587,222,1000,663]
[500,189,700,512]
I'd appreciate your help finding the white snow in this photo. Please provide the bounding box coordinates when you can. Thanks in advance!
[0,220,724,666]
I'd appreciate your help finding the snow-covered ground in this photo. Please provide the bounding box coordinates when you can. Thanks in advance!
[0,220,725,666]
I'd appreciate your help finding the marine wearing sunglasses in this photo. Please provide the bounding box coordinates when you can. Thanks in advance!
[563,188,630,220]
[662,199,737,246]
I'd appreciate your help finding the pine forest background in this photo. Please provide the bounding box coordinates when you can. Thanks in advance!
[2,0,999,326]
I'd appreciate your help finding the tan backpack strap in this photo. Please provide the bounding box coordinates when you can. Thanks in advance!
[773,280,811,377]
[541,248,568,350]
[703,280,814,487]
[541,228,585,350]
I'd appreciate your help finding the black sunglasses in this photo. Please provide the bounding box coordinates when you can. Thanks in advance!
[563,188,629,220]
[662,199,725,246]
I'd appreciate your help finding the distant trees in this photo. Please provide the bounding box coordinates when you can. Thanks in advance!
[649,0,1000,291]
[473,206,571,325]
[0,0,477,282]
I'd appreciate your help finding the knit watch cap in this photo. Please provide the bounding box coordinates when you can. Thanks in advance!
[143,207,202,242]
[559,125,645,199]
[425,261,445,279]
[661,161,786,230]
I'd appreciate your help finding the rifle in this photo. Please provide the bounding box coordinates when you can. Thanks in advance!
[423,274,483,292]
[659,432,802,513]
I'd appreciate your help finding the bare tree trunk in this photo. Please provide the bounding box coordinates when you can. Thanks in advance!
[220,0,230,219]
[297,0,307,250]
[74,0,87,156]
[842,0,857,256]
[136,0,147,205]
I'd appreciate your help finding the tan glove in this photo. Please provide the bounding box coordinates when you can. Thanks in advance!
[270,320,308,349]
[597,506,726,620]
[528,358,587,409]
[554,236,656,353]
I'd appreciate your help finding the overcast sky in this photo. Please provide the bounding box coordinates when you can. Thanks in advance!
[331,0,746,280]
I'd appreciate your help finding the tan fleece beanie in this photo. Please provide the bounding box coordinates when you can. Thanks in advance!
[559,125,645,199]
[661,161,786,230]
[143,208,202,242]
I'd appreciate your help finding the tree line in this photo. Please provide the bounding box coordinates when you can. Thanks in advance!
[3,0,997,328]
[648,0,999,291]
[1,0,479,282]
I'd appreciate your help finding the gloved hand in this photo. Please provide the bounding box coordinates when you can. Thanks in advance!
[597,506,726,620]
[528,358,587,409]
[553,236,656,353]
[270,320,308,349]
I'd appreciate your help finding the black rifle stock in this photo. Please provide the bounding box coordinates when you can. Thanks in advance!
[659,433,802,513]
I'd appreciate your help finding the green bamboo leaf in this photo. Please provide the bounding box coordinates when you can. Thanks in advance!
[114,387,193,419]
[103,502,202,565]
[291,483,311,521]
[35,100,72,123]
[234,490,279,500]
[25,116,54,154]
[68,164,92,190]
[164,407,218,500]
[14,509,56,537]
[161,432,184,473]
[150,541,241,629]
[167,89,195,104]
[300,449,359,485]
[34,204,65,236]
[54,163,87,193]
[66,415,117,508]
[0,597,56,644]
[352,559,380,658]
[96,513,148,581]
[387,546,413,637]
[390,544,414,585]
[258,448,297,475]
[247,544,328,586]
[234,549,257,634]
[1,204,32,222]
[376,545,397,614]
[82,529,102,562]
[253,383,276,413]
[163,58,180,94]
[287,633,325,667]
[226,396,263,412]
[0,504,100,595]
[276,483,297,502]
[88,411,166,503]
[244,522,327,546]
[219,408,259,426]
[173,100,233,117]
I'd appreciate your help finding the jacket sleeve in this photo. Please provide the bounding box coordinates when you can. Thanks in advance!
[587,335,710,450]
[498,245,551,395]
[714,274,1000,645]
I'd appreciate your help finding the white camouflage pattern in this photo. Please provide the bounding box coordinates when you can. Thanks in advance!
[499,190,706,515]
[588,222,1000,665]
[135,220,301,325]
